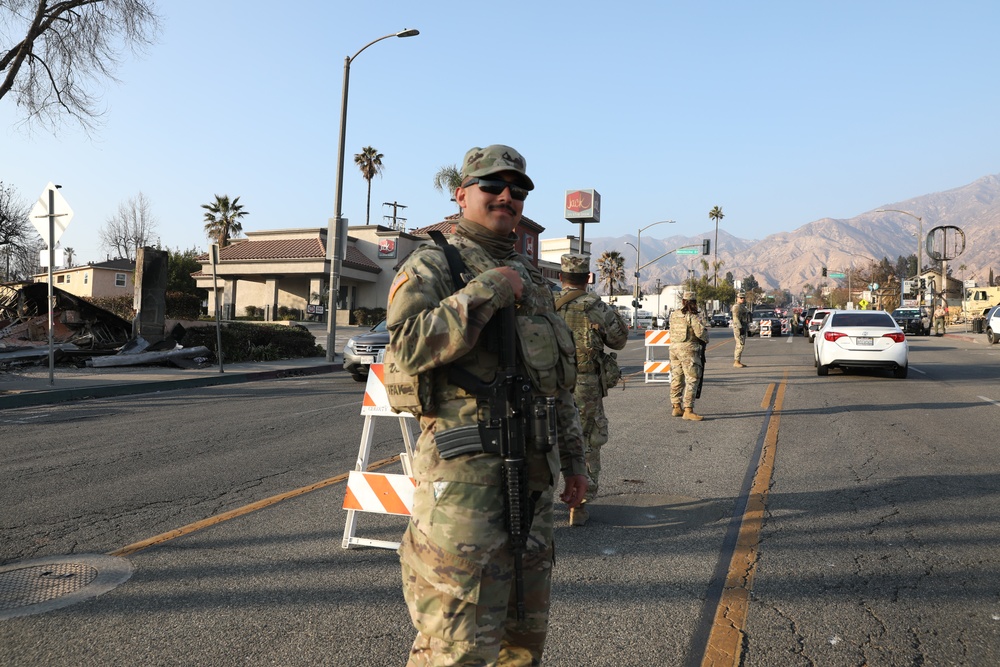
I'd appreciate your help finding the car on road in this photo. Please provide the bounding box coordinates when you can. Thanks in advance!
[749,309,783,337]
[813,309,908,378]
[986,305,1000,344]
[805,308,832,342]
[710,314,731,328]
[343,319,389,381]
[891,307,931,336]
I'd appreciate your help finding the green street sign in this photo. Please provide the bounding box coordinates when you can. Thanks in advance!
[829,272,846,278]
[676,248,700,255]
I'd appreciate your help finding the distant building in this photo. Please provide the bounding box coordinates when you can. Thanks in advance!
[33,259,136,299]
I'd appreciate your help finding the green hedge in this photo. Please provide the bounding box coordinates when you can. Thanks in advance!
[180,322,323,363]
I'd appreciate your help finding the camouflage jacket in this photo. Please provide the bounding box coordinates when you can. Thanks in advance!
[669,310,708,351]
[731,302,751,332]
[386,218,586,487]
[555,288,628,378]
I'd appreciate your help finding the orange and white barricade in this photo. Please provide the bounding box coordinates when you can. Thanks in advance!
[342,363,419,550]
[644,329,672,384]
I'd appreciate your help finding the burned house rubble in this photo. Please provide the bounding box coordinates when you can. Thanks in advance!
[0,283,209,371]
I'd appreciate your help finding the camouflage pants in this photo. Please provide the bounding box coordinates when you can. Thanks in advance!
[401,479,555,666]
[733,330,746,362]
[573,376,609,503]
[669,344,704,409]
[934,316,945,335]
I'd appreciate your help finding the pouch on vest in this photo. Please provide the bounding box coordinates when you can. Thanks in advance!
[599,350,622,389]
[383,346,436,415]
[514,312,577,394]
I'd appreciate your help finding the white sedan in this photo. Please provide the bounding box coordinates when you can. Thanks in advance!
[813,309,909,378]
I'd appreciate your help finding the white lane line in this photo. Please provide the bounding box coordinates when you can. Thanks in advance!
[910,366,926,374]
[978,396,1000,408]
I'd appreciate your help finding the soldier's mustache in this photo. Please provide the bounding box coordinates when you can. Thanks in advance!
[489,203,517,216]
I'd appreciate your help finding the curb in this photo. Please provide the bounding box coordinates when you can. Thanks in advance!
[0,364,341,410]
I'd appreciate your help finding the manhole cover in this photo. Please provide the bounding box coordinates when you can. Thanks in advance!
[0,554,132,620]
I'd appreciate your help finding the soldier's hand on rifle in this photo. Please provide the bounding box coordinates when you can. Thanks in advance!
[491,266,524,300]
[560,474,589,508]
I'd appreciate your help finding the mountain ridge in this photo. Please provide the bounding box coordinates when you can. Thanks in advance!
[584,173,1000,296]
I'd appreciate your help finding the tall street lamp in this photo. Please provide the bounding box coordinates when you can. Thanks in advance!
[326,28,420,362]
[630,219,676,329]
[876,208,923,294]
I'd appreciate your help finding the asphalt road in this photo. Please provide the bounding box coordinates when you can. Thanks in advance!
[2,328,998,666]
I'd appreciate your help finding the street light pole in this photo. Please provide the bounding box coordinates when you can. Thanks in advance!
[630,219,676,329]
[877,208,923,302]
[325,28,419,362]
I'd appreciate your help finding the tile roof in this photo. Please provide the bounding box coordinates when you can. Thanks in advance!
[411,214,544,235]
[195,236,381,273]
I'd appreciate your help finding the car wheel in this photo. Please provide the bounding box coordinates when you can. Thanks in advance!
[351,373,366,382]
[988,327,998,345]
[893,365,908,379]
[817,363,829,376]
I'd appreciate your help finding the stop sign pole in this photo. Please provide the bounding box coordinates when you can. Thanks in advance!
[30,183,73,386]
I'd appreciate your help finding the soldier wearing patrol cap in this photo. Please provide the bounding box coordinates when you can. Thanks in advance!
[555,253,628,526]
[669,291,708,420]
[385,144,588,665]
[731,290,751,368]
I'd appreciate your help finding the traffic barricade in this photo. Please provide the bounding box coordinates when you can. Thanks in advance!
[341,362,418,551]
[644,329,671,383]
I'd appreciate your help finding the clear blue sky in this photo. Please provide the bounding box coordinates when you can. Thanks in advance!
[4,1,999,265]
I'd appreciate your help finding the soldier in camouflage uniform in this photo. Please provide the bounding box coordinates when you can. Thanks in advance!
[731,290,751,368]
[555,253,629,527]
[669,291,708,421]
[385,145,588,666]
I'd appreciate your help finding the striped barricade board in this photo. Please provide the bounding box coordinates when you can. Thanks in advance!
[342,363,419,550]
[644,329,672,383]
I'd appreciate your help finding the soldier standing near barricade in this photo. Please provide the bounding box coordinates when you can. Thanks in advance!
[669,291,709,421]
[383,144,588,665]
[555,253,629,527]
[731,290,751,368]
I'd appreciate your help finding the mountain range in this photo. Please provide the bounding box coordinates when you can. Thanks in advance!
[585,173,1000,297]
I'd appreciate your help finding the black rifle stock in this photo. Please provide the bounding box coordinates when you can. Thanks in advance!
[696,341,707,399]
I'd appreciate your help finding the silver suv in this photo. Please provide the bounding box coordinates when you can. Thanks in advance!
[343,319,389,381]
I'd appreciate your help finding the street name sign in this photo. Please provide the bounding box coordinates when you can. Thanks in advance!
[829,272,846,278]
[676,248,700,255]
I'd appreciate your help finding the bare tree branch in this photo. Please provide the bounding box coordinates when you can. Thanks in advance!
[99,191,158,261]
[1,0,161,132]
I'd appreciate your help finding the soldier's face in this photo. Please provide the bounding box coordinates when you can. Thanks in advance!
[456,171,524,234]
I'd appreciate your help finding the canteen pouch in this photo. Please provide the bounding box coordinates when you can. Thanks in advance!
[599,350,621,389]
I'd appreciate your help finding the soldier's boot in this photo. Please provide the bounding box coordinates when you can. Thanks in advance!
[569,504,589,527]
[672,403,683,417]
[733,361,747,368]
[682,407,704,421]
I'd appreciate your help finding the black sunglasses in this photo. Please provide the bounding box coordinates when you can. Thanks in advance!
[461,178,529,201]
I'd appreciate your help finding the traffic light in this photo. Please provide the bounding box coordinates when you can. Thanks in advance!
[920,278,926,289]
[632,300,639,308]
[702,239,711,255]
[821,267,827,277]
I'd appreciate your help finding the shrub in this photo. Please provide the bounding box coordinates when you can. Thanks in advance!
[352,307,386,326]
[245,305,260,318]
[181,321,323,363]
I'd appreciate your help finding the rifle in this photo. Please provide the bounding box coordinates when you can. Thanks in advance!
[451,305,557,621]
[696,340,707,399]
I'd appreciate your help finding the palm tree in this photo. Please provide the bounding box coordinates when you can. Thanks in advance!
[354,146,384,225]
[709,206,724,287]
[433,164,463,211]
[63,247,74,267]
[596,250,627,296]
[202,195,248,248]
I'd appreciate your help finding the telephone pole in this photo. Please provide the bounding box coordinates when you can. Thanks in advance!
[382,201,408,231]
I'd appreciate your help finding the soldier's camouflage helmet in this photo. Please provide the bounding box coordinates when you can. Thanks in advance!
[560,253,590,274]
[683,291,696,300]
[737,290,746,298]
[460,145,534,190]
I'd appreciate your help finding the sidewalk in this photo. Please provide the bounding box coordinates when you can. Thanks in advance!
[0,323,370,410]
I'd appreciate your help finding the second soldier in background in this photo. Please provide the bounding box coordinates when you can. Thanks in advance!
[669,290,708,421]
[555,253,629,526]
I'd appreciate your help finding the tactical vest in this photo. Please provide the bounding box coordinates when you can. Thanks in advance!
[555,290,601,374]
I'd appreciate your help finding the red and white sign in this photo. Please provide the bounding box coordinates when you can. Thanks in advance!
[362,363,413,417]
[564,189,601,223]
